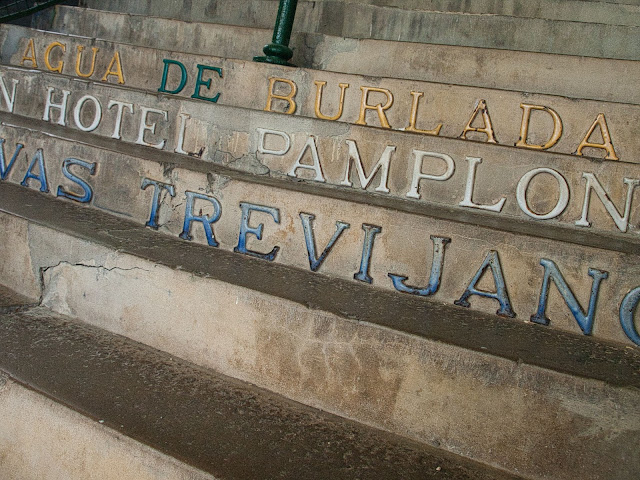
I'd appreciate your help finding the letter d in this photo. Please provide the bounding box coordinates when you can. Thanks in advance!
[158,59,187,95]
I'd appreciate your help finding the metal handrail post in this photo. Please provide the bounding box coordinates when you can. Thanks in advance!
[254,0,298,66]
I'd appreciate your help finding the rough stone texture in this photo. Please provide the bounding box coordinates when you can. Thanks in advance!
[79,0,640,59]
[0,375,217,480]
[45,6,640,104]
[2,186,638,389]
[0,309,523,480]
[0,4,637,478]
[3,26,640,163]
[302,0,640,25]
[0,194,637,479]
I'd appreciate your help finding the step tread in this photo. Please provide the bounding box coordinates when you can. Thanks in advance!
[0,305,522,480]
[1,181,638,390]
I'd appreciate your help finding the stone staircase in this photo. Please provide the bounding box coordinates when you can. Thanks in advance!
[0,1,639,479]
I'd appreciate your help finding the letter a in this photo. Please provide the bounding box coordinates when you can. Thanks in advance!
[459,99,498,143]
[101,51,125,84]
[455,250,515,317]
[20,38,37,67]
[575,114,618,160]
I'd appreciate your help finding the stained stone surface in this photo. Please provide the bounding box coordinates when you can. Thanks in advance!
[43,6,640,103]
[2,110,640,346]
[1,3,638,478]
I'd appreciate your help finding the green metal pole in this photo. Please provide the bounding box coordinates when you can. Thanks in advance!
[254,0,298,66]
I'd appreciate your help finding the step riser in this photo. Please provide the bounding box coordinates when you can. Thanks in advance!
[1,123,639,347]
[46,6,640,103]
[1,212,637,480]
[3,26,640,167]
[85,0,640,26]
[80,1,640,58]
[0,373,215,480]
[2,67,640,244]
[312,0,640,25]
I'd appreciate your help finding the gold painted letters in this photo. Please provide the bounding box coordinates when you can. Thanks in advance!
[356,86,393,129]
[101,51,125,84]
[459,99,498,143]
[20,38,37,67]
[405,91,442,136]
[575,113,618,160]
[265,77,297,115]
[75,46,100,78]
[314,80,349,121]
[44,41,65,73]
[515,103,563,150]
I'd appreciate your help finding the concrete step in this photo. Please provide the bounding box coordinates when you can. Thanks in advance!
[78,0,640,59]
[2,105,640,342]
[3,61,640,309]
[1,4,636,479]
[0,174,638,479]
[293,0,640,25]
[0,304,521,480]
[1,28,638,165]
[40,6,640,102]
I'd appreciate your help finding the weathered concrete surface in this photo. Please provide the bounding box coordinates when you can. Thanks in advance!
[80,0,640,59]
[1,121,639,346]
[44,6,640,104]
[305,0,640,25]
[84,0,640,26]
[0,195,637,480]
[0,309,524,480]
[0,373,216,480]
[2,67,640,241]
[3,26,640,166]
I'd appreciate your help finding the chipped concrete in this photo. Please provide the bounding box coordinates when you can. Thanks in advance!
[0,214,40,301]
[2,118,640,345]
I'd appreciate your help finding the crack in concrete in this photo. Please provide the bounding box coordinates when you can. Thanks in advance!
[40,261,151,289]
